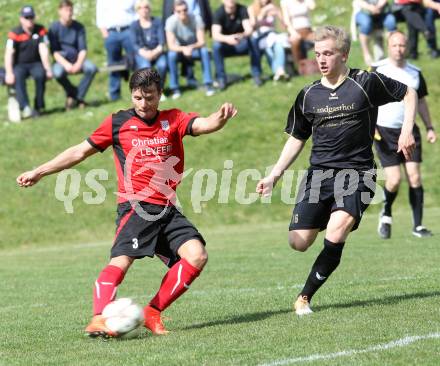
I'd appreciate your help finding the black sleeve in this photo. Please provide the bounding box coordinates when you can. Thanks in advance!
[213,7,224,25]
[366,71,408,107]
[417,71,428,99]
[284,90,312,141]
[77,23,87,51]
[48,24,61,54]
[238,4,249,20]
[186,117,198,136]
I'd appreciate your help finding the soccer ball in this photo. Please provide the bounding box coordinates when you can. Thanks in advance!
[102,298,144,338]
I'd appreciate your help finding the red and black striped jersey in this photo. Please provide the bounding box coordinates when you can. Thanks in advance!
[87,108,198,206]
[7,24,47,64]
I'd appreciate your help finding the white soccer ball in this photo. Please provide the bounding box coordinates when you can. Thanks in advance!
[102,298,144,337]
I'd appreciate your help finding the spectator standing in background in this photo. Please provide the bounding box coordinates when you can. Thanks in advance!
[49,0,98,110]
[393,0,440,59]
[4,5,53,118]
[130,0,167,96]
[96,0,137,101]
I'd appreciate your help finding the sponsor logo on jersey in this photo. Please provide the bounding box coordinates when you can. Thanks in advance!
[160,120,170,131]
[329,92,339,100]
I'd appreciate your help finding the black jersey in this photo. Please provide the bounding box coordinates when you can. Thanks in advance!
[285,69,408,170]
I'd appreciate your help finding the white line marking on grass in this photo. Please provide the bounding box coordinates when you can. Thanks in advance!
[259,333,440,366]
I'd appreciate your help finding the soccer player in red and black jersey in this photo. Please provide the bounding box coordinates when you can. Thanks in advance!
[257,26,417,316]
[17,68,237,337]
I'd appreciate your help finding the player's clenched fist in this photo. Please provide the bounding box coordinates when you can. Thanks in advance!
[256,176,276,197]
[17,170,41,187]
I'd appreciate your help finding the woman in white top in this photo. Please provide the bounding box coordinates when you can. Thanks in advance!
[248,0,288,80]
[280,0,315,64]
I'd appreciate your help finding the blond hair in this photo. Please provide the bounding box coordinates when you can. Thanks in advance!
[135,0,151,10]
[315,26,351,54]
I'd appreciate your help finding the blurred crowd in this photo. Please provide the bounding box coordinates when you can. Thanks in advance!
[2,0,440,119]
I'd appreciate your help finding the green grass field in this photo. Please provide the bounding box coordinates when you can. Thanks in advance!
[1,209,439,365]
[1,0,440,364]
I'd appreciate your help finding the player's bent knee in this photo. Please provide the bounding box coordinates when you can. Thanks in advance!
[109,255,134,272]
[387,178,401,191]
[288,229,318,252]
[178,239,208,269]
[288,235,310,252]
[408,175,421,188]
[184,251,208,269]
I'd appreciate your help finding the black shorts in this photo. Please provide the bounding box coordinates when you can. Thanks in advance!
[375,124,422,167]
[112,202,205,267]
[289,168,376,232]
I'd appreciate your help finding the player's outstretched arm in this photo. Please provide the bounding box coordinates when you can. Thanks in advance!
[256,135,305,197]
[17,140,98,188]
[397,87,417,160]
[191,103,238,136]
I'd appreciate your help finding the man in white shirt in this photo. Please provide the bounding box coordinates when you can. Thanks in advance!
[373,31,437,239]
[96,0,137,101]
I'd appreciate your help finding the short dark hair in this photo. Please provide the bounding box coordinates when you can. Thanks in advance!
[129,68,161,93]
[59,0,73,8]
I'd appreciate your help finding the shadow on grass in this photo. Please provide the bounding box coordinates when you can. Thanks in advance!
[314,290,440,312]
[181,308,291,330]
[43,98,112,116]
[181,290,440,331]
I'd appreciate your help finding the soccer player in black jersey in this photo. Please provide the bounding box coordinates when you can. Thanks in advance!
[256,26,418,315]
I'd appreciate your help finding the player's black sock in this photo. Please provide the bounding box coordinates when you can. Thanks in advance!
[409,186,424,228]
[300,239,345,301]
[383,187,398,217]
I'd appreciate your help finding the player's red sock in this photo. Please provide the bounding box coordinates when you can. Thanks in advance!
[93,265,125,315]
[149,259,201,311]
